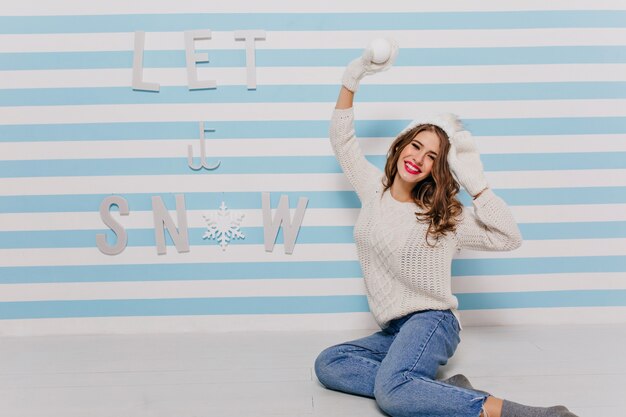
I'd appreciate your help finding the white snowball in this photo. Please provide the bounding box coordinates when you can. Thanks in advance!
[369,38,392,64]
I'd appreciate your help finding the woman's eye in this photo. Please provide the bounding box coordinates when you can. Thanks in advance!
[429,155,435,160]
[412,143,419,149]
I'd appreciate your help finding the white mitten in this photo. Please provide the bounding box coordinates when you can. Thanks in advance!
[447,130,489,197]
[342,38,399,92]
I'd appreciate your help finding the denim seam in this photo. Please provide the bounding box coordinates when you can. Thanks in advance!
[344,354,383,369]
[402,311,446,379]
[446,311,462,333]
[413,375,490,416]
[415,375,489,399]
[340,344,387,356]
[322,349,382,372]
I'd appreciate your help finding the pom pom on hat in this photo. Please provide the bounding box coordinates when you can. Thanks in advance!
[398,113,463,142]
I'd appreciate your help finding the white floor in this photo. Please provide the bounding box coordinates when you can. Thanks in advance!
[0,323,624,417]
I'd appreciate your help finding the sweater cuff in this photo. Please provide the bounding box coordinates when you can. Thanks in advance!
[332,107,354,121]
[471,187,497,208]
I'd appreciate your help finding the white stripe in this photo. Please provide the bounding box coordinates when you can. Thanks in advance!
[2,134,626,161]
[0,170,624,197]
[4,0,625,16]
[0,278,367,302]
[474,134,626,154]
[0,138,340,160]
[0,313,380,336]
[0,173,351,195]
[2,100,626,125]
[0,271,620,303]
[458,306,626,327]
[2,64,626,89]
[510,205,626,223]
[0,238,623,267]
[0,271,622,302]
[1,204,625,232]
[452,272,626,294]
[0,307,623,337]
[462,238,626,259]
[0,244,359,267]
[2,28,626,53]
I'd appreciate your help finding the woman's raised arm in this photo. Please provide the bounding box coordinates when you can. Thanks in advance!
[328,39,399,202]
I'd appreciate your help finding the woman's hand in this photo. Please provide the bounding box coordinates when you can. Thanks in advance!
[447,130,489,198]
[342,38,399,93]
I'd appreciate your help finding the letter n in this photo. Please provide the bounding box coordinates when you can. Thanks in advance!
[152,194,190,255]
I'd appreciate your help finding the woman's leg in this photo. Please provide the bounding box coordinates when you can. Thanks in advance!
[314,329,490,401]
[373,309,489,417]
[314,328,394,398]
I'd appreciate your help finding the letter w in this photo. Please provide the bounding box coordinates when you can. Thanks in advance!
[262,192,308,254]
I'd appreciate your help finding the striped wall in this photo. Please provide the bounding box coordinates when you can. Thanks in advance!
[1,0,626,336]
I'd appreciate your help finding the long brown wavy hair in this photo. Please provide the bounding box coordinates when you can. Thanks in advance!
[382,124,463,246]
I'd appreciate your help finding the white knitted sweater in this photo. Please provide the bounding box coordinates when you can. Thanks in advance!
[330,108,523,330]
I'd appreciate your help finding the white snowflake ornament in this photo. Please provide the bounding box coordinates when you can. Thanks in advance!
[202,201,245,250]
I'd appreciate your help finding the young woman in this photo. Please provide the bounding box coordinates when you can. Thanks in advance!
[313,40,578,417]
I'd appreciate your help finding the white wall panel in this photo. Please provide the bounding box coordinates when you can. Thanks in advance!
[1,1,625,335]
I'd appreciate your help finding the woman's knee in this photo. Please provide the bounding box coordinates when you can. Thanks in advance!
[313,345,342,386]
[374,373,399,415]
[374,384,406,416]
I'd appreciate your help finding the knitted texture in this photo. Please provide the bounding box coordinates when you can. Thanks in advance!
[447,130,490,197]
[329,108,523,330]
[341,38,399,93]
[398,113,463,142]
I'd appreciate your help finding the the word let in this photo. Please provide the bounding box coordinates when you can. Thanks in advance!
[132,29,266,92]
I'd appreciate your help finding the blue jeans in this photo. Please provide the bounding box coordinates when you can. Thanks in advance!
[314,309,488,417]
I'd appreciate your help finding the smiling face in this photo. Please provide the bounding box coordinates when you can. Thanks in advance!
[395,129,442,187]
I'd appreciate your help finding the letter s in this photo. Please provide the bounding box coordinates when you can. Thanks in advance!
[96,196,129,255]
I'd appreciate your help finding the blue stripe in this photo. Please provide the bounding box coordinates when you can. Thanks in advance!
[2,152,626,178]
[0,261,363,284]
[466,117,626,136]
[1,222,624,249]
[457,289,626,310]
[0,289,623,320]
[0,295,371,320]
[0,120,336,141]
[452,256,626,276]
[1,256,623,285]
[3,46,626,70]
[0,156,347,177]
[2,118,626,142]
[2,188,626,214]
[4,83,626,107]
[0,11,624,34]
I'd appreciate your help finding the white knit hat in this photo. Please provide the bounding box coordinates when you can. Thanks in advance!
[397,113,463,142]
